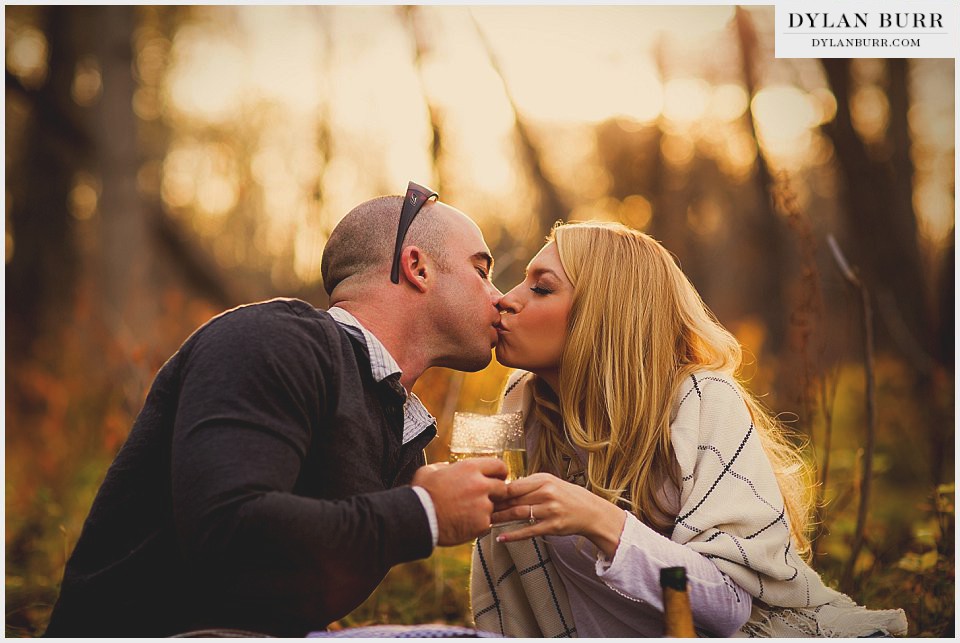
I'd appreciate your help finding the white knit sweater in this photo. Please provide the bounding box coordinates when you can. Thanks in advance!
[477,369,908,638]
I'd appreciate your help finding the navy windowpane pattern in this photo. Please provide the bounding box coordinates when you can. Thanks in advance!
[309,624,499,638]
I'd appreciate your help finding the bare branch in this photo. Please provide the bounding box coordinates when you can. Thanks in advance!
[829,235,876,593]
[826,234,859,285]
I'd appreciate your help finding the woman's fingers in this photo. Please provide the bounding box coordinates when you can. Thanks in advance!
[503,472,554,499]
[489,475,622,553]
[498,473,564,509]
[493,489,551,514]
[490,505,531,524]
[492,501,556,527]
[493,493,532,511]
[495,522,548,543]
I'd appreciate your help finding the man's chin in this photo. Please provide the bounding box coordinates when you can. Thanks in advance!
[441,349,493,373]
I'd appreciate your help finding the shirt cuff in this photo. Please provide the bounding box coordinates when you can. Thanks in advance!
[412,485,439,548]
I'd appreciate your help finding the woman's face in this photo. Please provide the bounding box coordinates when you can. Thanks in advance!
[495,242,574,383]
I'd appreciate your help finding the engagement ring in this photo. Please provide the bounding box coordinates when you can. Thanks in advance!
[528,505,536,525]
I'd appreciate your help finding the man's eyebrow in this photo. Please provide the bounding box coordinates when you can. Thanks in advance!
[472,252,493,273]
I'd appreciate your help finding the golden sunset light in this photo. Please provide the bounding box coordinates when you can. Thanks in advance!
[5,4,955,638]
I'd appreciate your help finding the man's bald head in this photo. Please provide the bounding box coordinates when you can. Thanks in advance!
[322,195,449,296]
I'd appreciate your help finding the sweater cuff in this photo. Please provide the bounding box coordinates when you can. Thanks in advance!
[595,509,630,575]
[375,486,435,566]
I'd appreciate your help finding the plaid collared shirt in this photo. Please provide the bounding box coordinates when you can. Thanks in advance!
[327,307,436,445]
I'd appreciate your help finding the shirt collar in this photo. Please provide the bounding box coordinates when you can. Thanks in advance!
[327,306,401,383]
[327,306,436,445]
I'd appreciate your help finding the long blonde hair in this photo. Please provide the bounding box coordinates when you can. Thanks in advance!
[527,221,816,558]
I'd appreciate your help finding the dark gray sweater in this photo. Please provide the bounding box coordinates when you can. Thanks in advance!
[44,299,435,637]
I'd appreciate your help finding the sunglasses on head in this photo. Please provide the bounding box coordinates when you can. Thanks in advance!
[390,181,439,284]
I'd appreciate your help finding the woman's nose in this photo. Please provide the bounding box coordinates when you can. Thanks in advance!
[497,288,521,314]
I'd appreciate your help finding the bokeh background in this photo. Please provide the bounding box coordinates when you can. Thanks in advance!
[5,4,955,637]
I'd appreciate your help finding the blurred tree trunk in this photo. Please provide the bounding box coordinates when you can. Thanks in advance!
[647,132,691,264]
[822,59,950,485]
[647,38,690,265]
[820,59,930,358]
[734,6,789,354]
[935,232,954,371]
[90,5,160,335]
[5,6,90,358]
[80,6,243,332]
[6,6,162,350]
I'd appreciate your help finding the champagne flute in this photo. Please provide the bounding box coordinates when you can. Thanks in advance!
[449,412,525,566]
[448,412,507,462]
[499,412,526,482]
[448,412,526,481]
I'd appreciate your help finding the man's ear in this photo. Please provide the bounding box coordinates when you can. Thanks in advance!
[398,246,430,293]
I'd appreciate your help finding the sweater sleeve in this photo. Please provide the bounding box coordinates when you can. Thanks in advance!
[170,303,432,632]
[594,512,752,637]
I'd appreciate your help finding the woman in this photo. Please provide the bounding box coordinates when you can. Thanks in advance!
[470,221,907,637]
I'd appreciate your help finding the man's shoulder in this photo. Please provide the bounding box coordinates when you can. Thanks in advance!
[217,297,323,319]
[186,298,347,355]
[207,298,339,330]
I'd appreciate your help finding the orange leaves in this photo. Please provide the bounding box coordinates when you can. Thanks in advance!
[6,283,232,635]
[103,410,128,453]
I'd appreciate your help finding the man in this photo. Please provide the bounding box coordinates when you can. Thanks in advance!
[44,183,508,637]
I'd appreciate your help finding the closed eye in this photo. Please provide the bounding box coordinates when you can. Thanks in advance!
[531,286,552,295]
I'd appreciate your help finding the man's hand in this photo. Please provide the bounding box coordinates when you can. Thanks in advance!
[412,458,508,546]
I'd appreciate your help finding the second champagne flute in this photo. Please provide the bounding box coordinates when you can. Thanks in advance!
[499,411,526,482]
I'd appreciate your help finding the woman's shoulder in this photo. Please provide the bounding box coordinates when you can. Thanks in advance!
[503,369,534,393]
[673,370,743,410]
[670,370,750,477]
[670,370,747,438]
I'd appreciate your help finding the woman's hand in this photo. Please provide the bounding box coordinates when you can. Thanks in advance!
[492,472,626,558]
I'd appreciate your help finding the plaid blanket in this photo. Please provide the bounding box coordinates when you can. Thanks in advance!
[472,525,576,637]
